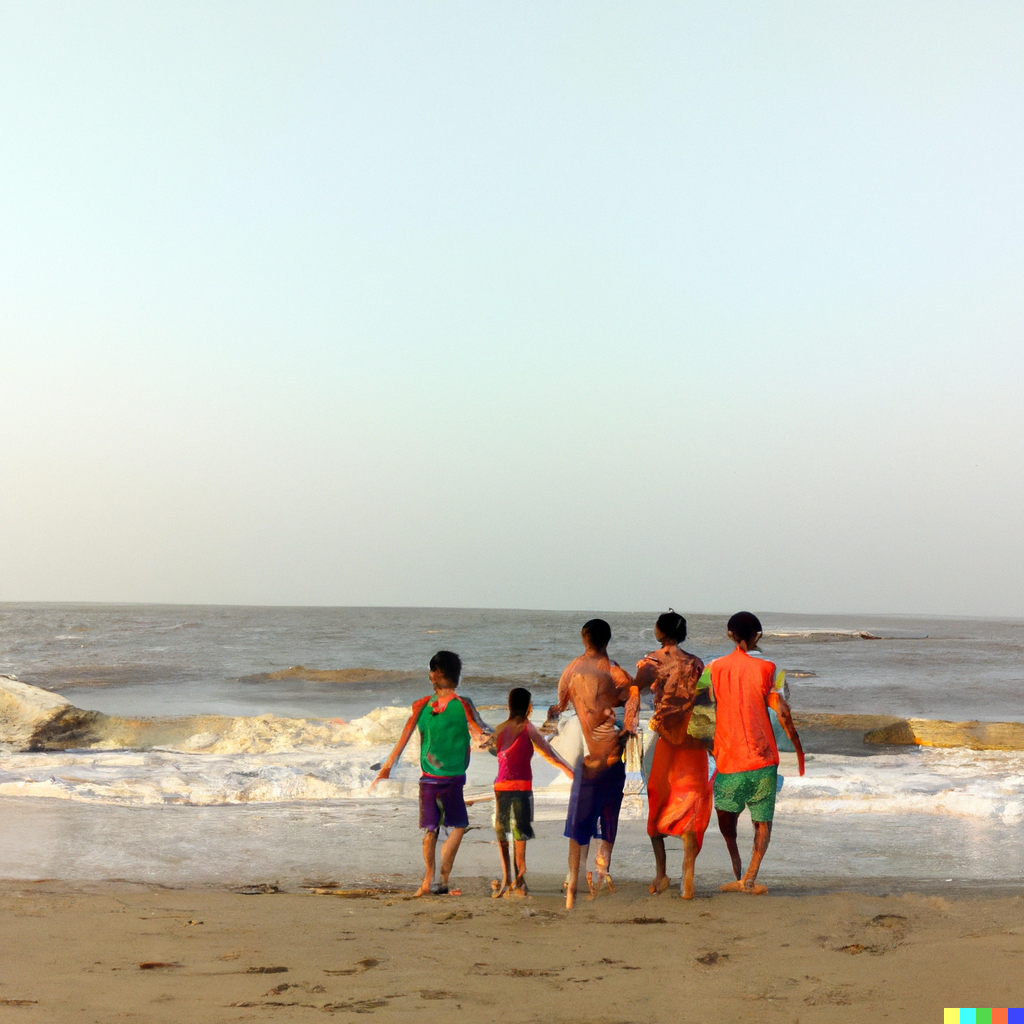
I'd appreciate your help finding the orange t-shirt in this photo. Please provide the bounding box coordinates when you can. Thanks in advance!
[710,648,778,774]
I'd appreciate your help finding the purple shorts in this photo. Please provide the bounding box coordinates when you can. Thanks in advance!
[564,760,626,846]
[418,775,469,832]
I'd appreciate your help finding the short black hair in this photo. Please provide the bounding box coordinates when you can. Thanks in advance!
[429,650,462,686]
[581,618,611,649]
[508,687,531,717]
[656,610,687,642]
[727,612,762,645]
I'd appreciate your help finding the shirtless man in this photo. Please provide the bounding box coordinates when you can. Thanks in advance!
[546,619,639,910]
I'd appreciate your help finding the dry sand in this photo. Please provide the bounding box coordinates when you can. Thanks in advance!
[0,878,1020,1022]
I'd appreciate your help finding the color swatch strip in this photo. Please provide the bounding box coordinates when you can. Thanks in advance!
[944,1011,1022,1023]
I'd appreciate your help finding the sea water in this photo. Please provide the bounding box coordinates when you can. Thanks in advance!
[0,604,1022,890]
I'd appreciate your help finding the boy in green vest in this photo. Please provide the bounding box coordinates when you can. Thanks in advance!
[372,651,491,895]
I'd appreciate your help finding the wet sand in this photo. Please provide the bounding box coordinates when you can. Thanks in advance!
[0,878,1020,1022]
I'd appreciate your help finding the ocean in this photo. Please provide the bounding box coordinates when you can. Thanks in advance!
[1,604,1022,892]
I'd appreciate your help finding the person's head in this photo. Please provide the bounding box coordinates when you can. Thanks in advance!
[727,611,762,650]
[429,650,462,689]
[655,610,687,644]
[507,687,531,720]
[581,618,611,652]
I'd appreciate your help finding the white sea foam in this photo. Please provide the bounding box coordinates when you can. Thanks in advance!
[778,749,1024,824]
[2,707,1024,821]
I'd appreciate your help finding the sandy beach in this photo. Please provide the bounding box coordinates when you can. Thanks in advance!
[1,878,1020,1022]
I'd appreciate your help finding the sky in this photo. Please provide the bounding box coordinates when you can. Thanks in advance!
[1,1,1022,616]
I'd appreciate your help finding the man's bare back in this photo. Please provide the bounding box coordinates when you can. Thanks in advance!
[549,652,637,773]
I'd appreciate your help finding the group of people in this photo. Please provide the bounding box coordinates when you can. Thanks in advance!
[371,610,805,909]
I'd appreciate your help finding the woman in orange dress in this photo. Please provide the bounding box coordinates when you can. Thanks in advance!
[634,611,712,900]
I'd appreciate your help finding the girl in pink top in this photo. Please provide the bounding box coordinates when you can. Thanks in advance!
[489,687,574,897]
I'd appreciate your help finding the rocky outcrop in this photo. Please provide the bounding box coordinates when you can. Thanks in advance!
[0,676,408,753]
[0,675,107,751]
[863,718,1024,750]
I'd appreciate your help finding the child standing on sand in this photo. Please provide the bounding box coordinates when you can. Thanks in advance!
[710,612,805,895]
[372,651,492,896]
[489,687,574,897]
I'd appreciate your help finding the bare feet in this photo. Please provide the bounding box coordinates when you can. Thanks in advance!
[510,880,529,898]
[719,880,768,895]
[586,871,614,900]
[491,879,509,899]
[413,883,431,897]
[565,888,576,910]
[649,875,670,895]
[680,883,695,900]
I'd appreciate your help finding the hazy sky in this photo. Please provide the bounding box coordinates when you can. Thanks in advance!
[2,2,1022,615]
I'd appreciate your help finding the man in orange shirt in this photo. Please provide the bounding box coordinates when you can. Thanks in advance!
[710,612,804,895]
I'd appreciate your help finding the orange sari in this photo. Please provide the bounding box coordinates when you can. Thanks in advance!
[646,732,713,849]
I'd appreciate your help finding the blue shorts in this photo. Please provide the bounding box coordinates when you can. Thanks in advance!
[418,775,468,832]
[564,760,626,846]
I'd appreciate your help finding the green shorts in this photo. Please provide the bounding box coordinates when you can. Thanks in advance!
[713,766,778,822]
[494,790,534,841]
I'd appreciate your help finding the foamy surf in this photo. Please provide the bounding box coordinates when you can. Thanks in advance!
[778,749,1024,825]
[1,674,414,754]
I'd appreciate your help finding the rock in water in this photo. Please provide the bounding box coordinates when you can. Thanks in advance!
[0,675,105,751]
[864,717,1024,750]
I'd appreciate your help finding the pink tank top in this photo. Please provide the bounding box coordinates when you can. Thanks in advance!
[495,727,533,791]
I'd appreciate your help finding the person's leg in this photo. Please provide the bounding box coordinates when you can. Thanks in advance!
[681,831,698,899]
[493,837,512,897]
[492,793,512,897]
[589,761,624,898]
[566,840,588,910]
[512,839,528,895]
[717,810,743,880]
[431,776,469,893]
[743,821,771,888]
[437,827,465,890]
[649,835,669,893]
[720,821,771,894]
[415,830,438,897]
[589,838,615,897]
[720,768,776,894]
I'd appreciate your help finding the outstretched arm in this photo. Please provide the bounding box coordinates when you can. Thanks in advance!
[546,667,573,724]
[633,657,658,694]
[526,722,574,778]
[456,695,494,750]
[768,692,805,776]
[621,685,641,735]
[610,661,635,699]
[370,697,428,788]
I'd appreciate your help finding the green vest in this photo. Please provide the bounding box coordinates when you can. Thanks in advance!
[417,697,471,777]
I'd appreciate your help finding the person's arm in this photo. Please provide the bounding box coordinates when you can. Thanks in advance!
[370,696,429,788]
[456,695,494,750]
[621,685,641,736]
[633,657,658,693]
[767,691,805,776]
[526,721,574,778]
[610,661,635,700]
[546,666,573,723]
[487,722,507,756]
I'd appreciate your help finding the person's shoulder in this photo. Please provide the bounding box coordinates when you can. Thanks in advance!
[561,654,587,675]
